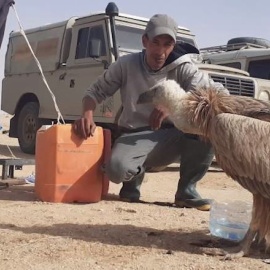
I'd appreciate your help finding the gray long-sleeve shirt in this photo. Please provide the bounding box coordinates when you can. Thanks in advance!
[85,51,226,129]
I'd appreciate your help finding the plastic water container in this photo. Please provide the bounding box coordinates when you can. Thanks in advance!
[35,124,111,203]
[209,200,252,241]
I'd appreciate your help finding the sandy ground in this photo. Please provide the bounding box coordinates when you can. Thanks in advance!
[0,114,269,270]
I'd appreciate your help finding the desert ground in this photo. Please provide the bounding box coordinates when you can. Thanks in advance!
[0,113,269,270]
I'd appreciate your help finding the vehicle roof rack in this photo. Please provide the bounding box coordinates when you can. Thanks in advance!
[200,42,268,54]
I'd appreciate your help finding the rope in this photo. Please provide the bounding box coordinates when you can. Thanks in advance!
[7,145,16,159]
[2,3,66,160]
[11,4,65,124]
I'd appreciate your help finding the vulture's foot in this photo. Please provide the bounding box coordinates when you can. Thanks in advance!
[223,249,246,260]
[200,229,257,260]
[201,245,247,260]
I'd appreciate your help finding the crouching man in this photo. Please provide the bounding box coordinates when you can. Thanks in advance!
[73,13,226,211]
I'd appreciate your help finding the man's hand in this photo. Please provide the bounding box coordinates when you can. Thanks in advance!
[149,108,169,130]
[72,97,97,139]
[72,111,96,139]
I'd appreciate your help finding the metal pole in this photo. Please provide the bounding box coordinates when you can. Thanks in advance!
[105,2,119,60]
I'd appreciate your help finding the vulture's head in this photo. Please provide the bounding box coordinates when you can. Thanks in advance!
[137,80,202,135]
[137,80,187,110]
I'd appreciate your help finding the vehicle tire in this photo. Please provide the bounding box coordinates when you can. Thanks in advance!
[17,102,41,154]
[227,37,270,48]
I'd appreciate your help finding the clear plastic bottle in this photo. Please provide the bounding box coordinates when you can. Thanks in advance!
[209,200,252,241]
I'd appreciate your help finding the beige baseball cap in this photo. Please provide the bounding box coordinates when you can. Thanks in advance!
[144,14,178,42]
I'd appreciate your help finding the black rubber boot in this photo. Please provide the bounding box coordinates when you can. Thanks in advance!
[175,135,214,211]
[119,172,144,202]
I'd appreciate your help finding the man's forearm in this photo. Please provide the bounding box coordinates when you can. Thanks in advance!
[82,96,96,116]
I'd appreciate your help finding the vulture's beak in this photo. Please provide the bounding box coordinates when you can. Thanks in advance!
[137,88,156,104]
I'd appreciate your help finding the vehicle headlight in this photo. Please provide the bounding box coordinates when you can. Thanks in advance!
[258,91,270,102]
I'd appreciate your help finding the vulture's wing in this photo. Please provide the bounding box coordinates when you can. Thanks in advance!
[209,113,270,199]
[193,89,270,123]
[244,109,270,122]
[226,95,270,122]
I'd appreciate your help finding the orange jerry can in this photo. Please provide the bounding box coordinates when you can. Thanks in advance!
[35,124,111,203]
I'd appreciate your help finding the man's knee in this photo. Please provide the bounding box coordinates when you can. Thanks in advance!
[105,157,139,184]
[105,161,125,184]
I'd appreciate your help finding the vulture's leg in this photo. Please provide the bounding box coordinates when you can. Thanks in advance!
[223,228,257,260]
[201,228,257,259]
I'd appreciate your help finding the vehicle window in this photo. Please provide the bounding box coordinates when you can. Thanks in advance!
[115,25,196,52]
[75,25,106,59]
[219,62,241,70]
[115,25,144,51]
[248,59,270,80]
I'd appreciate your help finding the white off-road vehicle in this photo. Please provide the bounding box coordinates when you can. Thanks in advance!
[201,37,270,102]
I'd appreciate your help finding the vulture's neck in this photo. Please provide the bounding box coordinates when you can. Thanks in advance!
[172,89,232,137]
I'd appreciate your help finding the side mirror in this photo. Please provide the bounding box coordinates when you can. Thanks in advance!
[89,39,101,58]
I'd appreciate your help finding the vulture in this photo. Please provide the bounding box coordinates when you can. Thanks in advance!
[137,79,270,259]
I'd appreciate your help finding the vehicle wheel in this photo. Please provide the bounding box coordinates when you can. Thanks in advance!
[18,102,41,154]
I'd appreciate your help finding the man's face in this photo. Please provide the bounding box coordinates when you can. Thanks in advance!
[142,34,175,71]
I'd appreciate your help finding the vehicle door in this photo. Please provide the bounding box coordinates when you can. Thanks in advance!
[53,19,115,122]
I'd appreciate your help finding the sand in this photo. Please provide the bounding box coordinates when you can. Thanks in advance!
[0,114,269,270]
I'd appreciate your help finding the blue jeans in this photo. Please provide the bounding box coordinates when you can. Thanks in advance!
[105,128,214,201]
